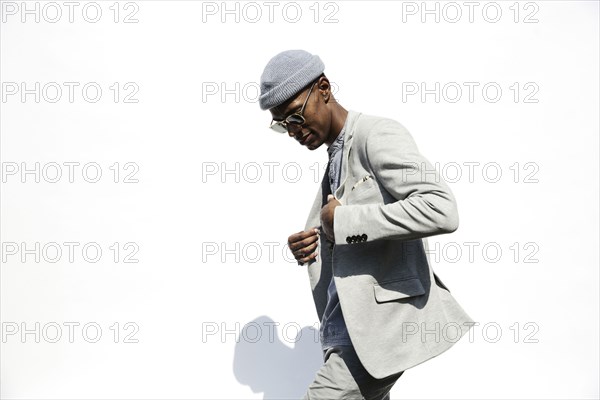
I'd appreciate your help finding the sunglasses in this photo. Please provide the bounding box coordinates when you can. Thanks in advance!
[269,81,317,134]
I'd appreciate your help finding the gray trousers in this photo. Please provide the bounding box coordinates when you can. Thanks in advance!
[303,345,403,400]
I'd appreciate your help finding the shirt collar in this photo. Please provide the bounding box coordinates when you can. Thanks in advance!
[327,127,345,157]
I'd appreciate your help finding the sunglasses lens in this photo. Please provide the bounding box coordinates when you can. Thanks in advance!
[270,122,288,134]
[286,115,304,125]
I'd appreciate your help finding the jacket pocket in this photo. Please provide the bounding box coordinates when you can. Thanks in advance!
[351,174,373,191]
[347,175,377,203]
[373,277,425,303]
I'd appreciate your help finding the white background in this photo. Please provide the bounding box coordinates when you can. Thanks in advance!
[1,1,598,399]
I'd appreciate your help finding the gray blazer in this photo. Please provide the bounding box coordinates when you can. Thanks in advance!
[302,110,474,379]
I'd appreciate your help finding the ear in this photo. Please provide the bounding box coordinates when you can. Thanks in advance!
[317,75,332,104]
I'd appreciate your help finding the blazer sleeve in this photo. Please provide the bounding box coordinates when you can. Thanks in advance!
[333,119,459,245]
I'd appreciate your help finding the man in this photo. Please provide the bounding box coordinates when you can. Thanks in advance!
[258,50,473,400]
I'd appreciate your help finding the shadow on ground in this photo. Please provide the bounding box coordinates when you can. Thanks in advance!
[233,315,322,399]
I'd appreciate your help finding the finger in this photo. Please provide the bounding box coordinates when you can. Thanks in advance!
[289,234,319,252]
[298,251,318,264]
[288,228,318,242]
[288,228,319,246]
[301,241,318,254]
[292,240,319,259]
[288,234,318,252]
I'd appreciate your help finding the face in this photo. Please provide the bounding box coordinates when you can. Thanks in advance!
[269,77,333,151]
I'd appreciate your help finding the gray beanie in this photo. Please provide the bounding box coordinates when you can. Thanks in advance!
[259,49,325,110]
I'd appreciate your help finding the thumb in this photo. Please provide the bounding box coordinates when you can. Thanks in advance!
[327,194,335,201]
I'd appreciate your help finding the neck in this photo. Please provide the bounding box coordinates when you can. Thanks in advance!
[325,105,349,146]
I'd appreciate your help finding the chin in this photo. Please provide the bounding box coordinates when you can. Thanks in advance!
[306,142,322,151]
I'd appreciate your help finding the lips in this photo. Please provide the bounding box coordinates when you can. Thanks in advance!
[299,132,312,145]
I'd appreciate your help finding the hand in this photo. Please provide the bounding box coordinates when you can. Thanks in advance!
[288,227,320,264]
[320,195,341,243]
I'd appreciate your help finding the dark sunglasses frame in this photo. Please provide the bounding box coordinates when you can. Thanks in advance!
[269,81,317,133]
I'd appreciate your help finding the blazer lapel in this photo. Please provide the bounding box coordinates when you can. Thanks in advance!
[304,163,330,232]
[334,110,360,203]
[305,110,361,227]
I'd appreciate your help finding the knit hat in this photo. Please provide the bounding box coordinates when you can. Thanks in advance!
[259,50,325,110]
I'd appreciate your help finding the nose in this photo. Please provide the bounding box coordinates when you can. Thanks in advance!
[287,126,303,139]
